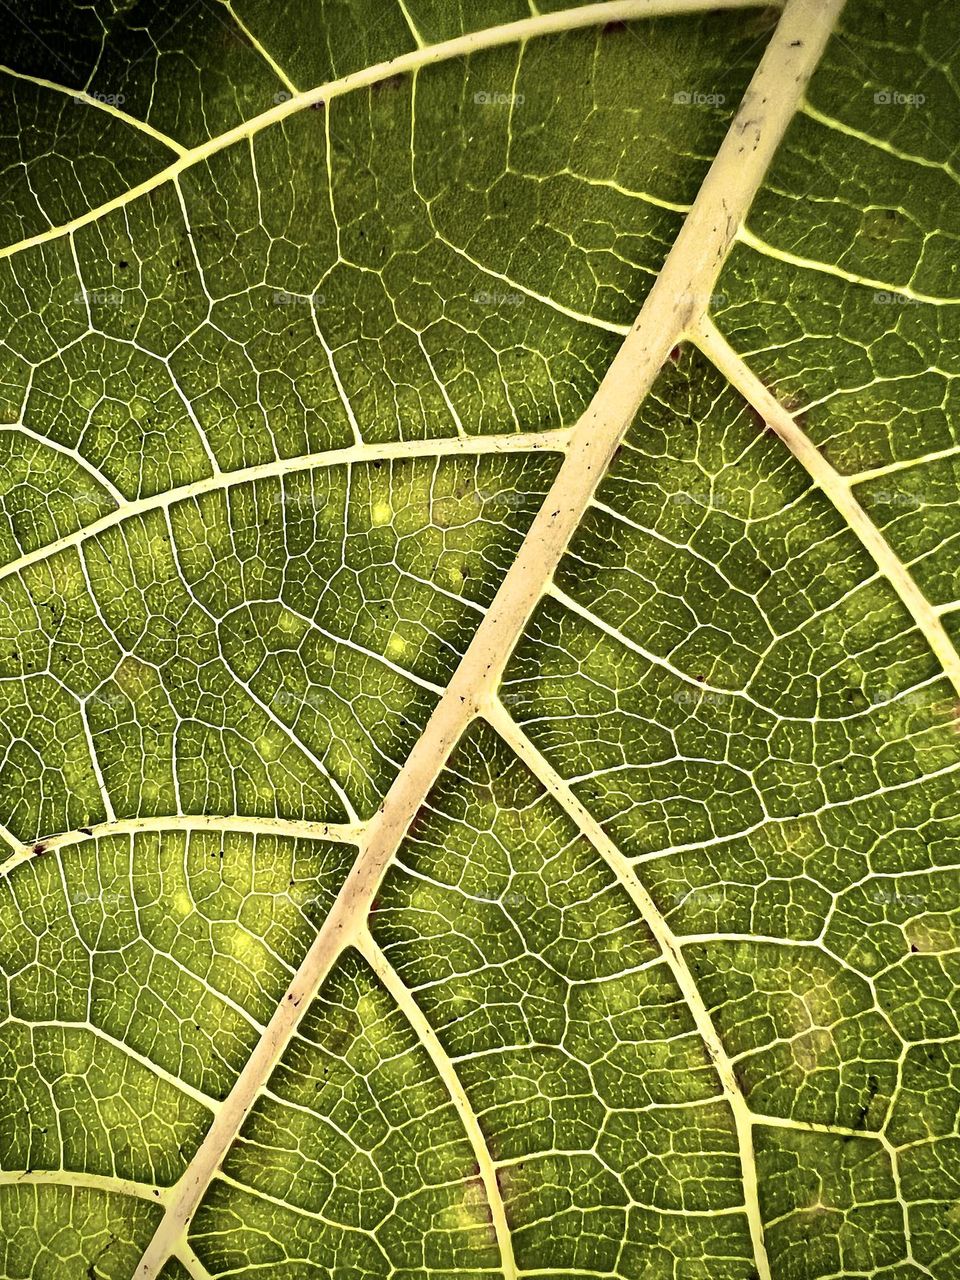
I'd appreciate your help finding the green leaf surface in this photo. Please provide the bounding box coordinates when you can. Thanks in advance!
[1,1,958,1278]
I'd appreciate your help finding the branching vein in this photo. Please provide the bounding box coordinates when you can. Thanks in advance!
[694,315,960,699]
[127,4,845,1273]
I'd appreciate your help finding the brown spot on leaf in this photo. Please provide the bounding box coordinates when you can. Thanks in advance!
[373,73,405,95]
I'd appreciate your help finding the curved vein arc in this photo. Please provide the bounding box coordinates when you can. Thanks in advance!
[0,0,781,264]
[693,316,960,699]
[7,1019,218,1111]
[737,226,960,305]
[485,697,771,1280]
[801,101,960,182]
[0,1170,167,1202]
[358,929,518,1280]
[0,422,126,504]
[216,1,299,93]
[0,428,569,589]
[0,813,362,881]
[0,64,186,155]
[129,5,844,1273]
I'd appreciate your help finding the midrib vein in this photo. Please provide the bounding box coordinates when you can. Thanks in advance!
[694,317,960,700]
[485,698,769,1278]
[0,429,568,588]
[358,930,518,1280]
[0,0,778,264]
[131,4,843,1275]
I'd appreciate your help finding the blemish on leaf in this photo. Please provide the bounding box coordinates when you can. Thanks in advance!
[373,73,405,95]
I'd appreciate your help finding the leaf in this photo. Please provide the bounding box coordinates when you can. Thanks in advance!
[0,1,957,1278]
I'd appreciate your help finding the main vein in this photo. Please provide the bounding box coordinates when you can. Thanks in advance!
[130,2,844,1275]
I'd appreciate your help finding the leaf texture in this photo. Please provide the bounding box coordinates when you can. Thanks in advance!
[1,2,958,1279]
